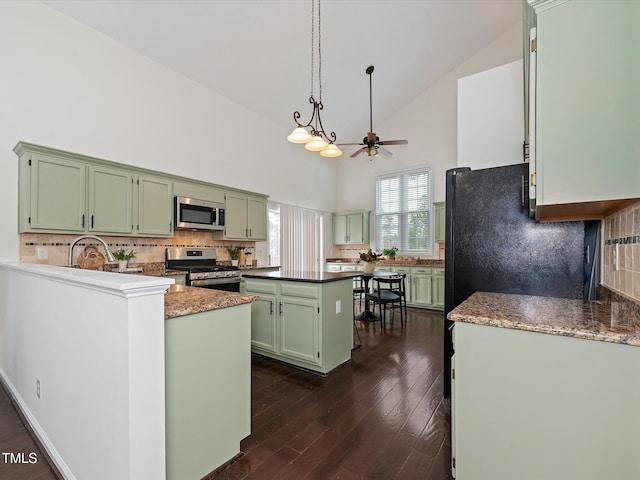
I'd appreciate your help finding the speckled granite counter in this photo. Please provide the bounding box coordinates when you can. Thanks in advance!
[326,258,444,268]
[164,284,258,319]
[448,291,640,347]
[242,270,361,283]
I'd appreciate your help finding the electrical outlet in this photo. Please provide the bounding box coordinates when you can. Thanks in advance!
[336,300,341,314]
[36,247,48,260]
[36,378,41,399]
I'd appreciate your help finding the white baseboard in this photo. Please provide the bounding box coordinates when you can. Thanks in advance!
[0,368,76,480]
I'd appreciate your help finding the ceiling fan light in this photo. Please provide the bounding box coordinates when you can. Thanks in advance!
[320,143,343,158]
[305,135,328,151]
[287,127,313,144]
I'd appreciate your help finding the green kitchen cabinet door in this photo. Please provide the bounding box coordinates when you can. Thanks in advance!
[246,195,267,240]
[434,202,446,243]
[432,269,445,309]
[279,296,321,366]
[250,294,278,354]
[28,154,87,232]
[221,192,268,240]
[223,192,248,239]
[332,211,370,245]
[411,269,433,307]
[88,165,133,234]
[137,175,173,236]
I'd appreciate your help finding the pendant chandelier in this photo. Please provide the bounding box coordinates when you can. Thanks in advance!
[287,0,342,158]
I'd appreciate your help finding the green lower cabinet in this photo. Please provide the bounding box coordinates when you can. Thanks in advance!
[245,277,353,375]
[411,268,433,306]
[279,296,320,366]
[250,294,277,353]
[165,304,251,480]
[166,274,186,286]
[432,269,445,309]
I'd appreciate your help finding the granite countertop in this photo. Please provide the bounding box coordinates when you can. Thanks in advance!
[326,258,444,268]
[164,284,258,319]
[448,291,640,347]
[242,270,361,283]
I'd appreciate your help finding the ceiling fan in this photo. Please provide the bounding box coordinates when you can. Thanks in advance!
[338,65,408,158]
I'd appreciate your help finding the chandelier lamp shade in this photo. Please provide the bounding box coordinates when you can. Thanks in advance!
[287,0,342,158]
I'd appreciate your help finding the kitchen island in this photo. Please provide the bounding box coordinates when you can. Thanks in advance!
[243,270,361,374]
[448,291,640,480]
[164,285,257,480]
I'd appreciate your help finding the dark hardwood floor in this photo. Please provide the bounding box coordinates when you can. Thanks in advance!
[210,305,452,480]
[0,305,451,480]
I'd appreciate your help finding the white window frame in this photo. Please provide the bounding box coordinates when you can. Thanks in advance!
[375,167,433,256]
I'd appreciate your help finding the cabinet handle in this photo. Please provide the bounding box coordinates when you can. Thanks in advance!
[249,228,252,237]
[279,302,283,316]
[269,301,273,315]
[91,215,94,229]
[169,222,172,232]
[81,214,85,228]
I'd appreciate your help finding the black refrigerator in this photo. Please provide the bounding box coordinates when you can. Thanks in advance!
[443,163,586,397]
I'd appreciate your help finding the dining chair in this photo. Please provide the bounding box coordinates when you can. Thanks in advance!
[365,275,405,328]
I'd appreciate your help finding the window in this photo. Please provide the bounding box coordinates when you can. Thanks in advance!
[375,168,432,255]
[267,202,280,267]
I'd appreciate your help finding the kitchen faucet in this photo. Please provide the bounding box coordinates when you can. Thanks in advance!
[67,235,115,266]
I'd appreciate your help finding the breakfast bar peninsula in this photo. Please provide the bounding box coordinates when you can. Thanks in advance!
[243,270,361,374]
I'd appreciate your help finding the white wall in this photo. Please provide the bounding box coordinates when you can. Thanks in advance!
[336,22,523,257]
[0,1,340,263]
[457,60,524,170]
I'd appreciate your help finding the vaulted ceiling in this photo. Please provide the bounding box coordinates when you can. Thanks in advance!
[43,0,521,143]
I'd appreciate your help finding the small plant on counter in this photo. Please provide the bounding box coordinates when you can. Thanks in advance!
[382,247,398,259]
[112,248,136,261]
[227,247,242,260]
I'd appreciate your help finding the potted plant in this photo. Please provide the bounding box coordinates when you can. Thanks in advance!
[382,247,398,260]
[112,248,136,270]
[359,249,380,274]
[227,246,242,266]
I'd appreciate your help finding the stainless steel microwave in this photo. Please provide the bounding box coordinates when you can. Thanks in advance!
[174,196,225,231]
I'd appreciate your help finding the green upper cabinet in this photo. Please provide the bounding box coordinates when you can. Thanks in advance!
[433,202,445,243]
[217,192,267,241]
[136,175,173,236]
[27,153,86,232]
[15,142,268,239]
[89,165,133,234]
[247,195,267,240]
[530,0,640,221]
[332,210,370,245]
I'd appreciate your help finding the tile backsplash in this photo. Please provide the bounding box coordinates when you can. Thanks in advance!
[601,200,640,301]
[20,230,256,267]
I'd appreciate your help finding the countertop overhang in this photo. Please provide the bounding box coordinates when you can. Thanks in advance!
[164,284,257,319]
[448,291,640,347]
[242,270,361,283]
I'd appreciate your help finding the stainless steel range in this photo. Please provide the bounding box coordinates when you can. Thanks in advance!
[165,247,240,292]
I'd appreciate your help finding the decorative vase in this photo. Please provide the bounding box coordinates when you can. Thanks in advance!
[231,259,239,267]
[363,262,375,274]
[118,260,127,270]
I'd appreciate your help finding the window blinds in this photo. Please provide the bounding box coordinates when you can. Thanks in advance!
[375,168,431,254]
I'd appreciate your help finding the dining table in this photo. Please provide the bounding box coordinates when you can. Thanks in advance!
[354,270,397,322]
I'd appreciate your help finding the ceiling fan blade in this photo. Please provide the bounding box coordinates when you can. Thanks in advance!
[335,142,365,146]
[350,148,366,158]
[378,146,393,157]
[378,139,408,146]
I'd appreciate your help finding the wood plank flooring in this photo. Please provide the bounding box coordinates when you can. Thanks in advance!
[0,306,451,480]
[210,306,452,480]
